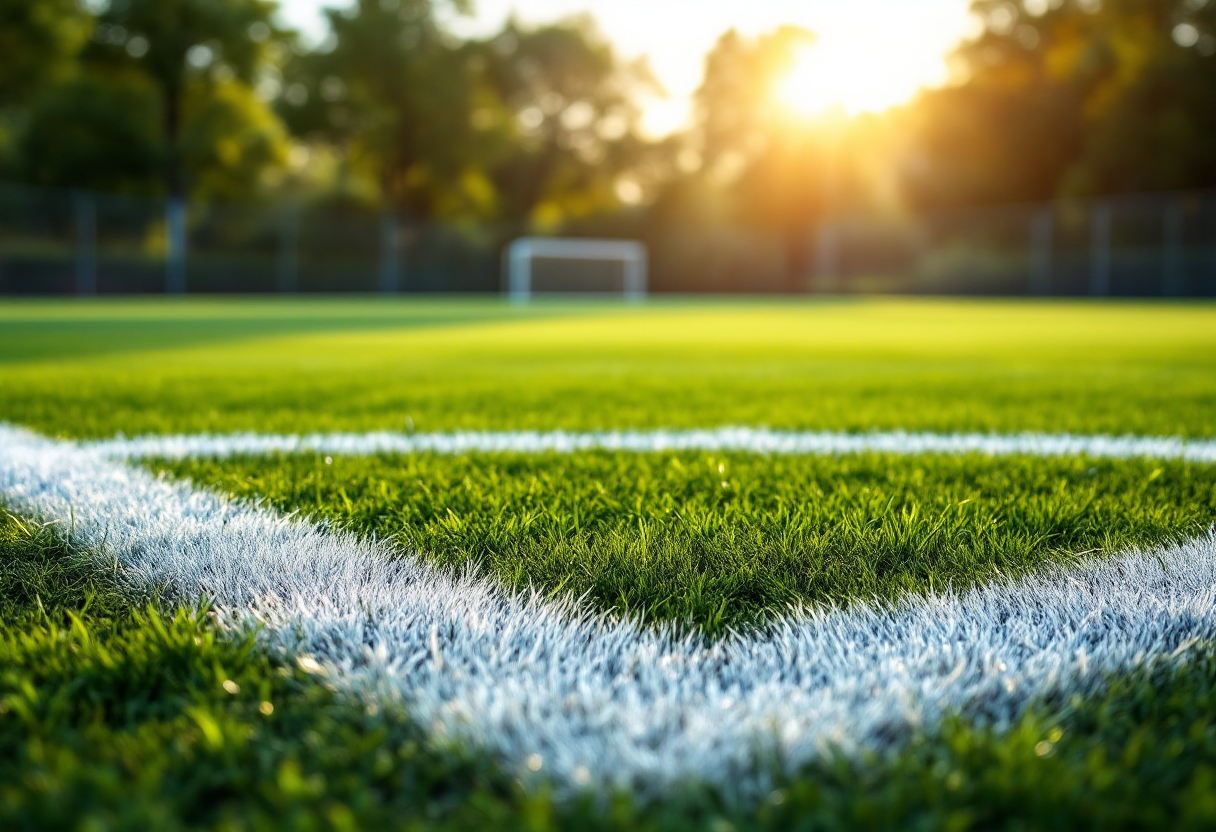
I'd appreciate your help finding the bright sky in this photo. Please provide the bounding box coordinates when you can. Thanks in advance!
[278,0,980,135]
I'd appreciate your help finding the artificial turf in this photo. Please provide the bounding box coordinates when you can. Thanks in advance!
[163,450,1216,634]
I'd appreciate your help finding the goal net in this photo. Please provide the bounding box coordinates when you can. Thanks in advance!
[505,237,647,301]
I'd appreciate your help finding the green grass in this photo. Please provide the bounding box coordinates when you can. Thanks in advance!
[8,506,1216,831]
[5,298,1216,827]
[162,450,1216,634]
[0,509,548,831]
[1,298,1214,438]
[0,297,572,362]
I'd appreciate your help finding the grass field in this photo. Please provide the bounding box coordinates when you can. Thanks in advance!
[168,451,1216,635]
[3,298,1215,437]
[3,297,1216,830]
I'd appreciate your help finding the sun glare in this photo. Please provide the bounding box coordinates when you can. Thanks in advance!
[776,47,842,117]
[432,0,976,134]
[776,31,950,118]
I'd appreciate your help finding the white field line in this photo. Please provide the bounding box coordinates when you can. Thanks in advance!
[79,427,1216,463]
[4,423,1216,800]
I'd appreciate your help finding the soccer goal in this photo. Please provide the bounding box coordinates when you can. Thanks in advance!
[505,237,648,302]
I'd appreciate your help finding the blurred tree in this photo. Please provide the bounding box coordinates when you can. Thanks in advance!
[278,0,487,220]
[279,9,656,226]
[0,0,95,172]
[180,80,289,201]
[1058,0,1216,195]
[901,8,1088,209]
[689,26,871,290]
[477,16,656,227]
[903,0,1216,209]
[16,72,162,193]
[695,27,813,176]
[87,0,284,199]
[0,0,93,109]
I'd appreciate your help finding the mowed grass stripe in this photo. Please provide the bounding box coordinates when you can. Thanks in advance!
[163,449,1216,633]
[6,426,1216,801]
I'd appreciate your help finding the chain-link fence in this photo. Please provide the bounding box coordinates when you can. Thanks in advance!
[2,180,1213,296]
[813,193,1216,297]
[0,182,511,296]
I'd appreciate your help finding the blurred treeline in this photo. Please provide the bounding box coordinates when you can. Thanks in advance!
[1,0,1213,253]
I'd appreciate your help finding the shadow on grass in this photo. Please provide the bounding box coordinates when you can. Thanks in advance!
[0,298,601,363]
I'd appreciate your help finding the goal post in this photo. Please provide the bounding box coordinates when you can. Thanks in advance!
[505,237,648,302]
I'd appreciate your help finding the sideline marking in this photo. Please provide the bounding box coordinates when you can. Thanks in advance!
[4,424,1216,798]
[82,427,1216,462]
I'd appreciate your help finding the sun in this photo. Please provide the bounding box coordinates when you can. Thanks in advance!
[776,47,842,117]
[776,39,934,118]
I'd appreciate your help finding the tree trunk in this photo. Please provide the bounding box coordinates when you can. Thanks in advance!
[518,137,560,227]
[163,79,184,200]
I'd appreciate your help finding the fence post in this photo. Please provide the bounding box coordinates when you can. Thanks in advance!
[73,191,96,296]
[1206,199,1216,299]
[166,197,187,295]
[379,213,400,294]
[1089,201,1111,297]
[1163,200,1183,297]
[278,207,298,294]
[1030,206,1053,296]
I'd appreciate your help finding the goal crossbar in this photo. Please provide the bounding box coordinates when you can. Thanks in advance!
[506,237,648,302]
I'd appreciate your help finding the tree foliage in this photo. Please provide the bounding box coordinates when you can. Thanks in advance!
[0,0,93,110]
[476,17,655,226]
[0,0,1212,231]
[278,0,486,219]
[89,0,284,198]
[16,72,162,194]
[904,0,1216,209]
[684,27,883,289]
